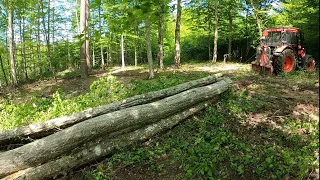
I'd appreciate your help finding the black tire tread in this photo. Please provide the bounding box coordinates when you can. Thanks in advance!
[272,49,296,75]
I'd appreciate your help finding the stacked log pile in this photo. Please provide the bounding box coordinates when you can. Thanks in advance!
[0,74,231,180]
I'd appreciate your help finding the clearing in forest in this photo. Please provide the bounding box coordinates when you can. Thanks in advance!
[0,62,318,179]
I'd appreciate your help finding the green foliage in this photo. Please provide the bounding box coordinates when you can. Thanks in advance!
[84,88,318,180]
[0,75,129,131]
[128,72,209,96]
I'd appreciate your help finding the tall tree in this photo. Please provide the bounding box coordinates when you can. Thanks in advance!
[0,55,8,86]
[157,3,165,69]
[98,1,105,67]
[37,0,42,76]
[121,33,125,69]
[80,0,89,78]
[85,0,90,69]
[249,0,263,37]
[174,0,182,67]
[145,13,154,79]
[8,0,17,86]
[212,0,219,63]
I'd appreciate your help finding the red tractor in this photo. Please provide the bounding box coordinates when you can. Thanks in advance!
[252,27,316,76]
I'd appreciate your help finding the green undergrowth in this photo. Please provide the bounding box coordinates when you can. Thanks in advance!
[0,72,208,131]
[84,90,318,180]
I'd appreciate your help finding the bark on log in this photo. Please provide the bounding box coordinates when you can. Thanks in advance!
[0,77,231,177]
[0,74,223,146]
[3,100,214,180]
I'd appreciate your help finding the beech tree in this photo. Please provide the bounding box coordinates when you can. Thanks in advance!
[7,0,17,86]
[157,2,165,69]
[80,0,89,78]
[212,0,218,63]
[174,0,182,67]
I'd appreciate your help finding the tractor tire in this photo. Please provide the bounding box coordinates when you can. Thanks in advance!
[302,55,316,72]
[273,49,296,75]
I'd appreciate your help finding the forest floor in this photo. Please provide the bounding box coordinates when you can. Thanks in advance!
[0,62,319,179]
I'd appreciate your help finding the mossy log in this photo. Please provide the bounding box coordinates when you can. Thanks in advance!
[0,73,223,146]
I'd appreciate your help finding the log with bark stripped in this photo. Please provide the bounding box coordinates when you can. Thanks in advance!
[0,77,231,178]
[0,73,223,145]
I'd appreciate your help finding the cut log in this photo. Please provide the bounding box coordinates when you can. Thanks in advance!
[0,73,223,145]
[0,78,231,177]
[3,100,214,180]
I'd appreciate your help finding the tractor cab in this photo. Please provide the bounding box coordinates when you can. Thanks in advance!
[261,27,300,48]
[252,27,315,76]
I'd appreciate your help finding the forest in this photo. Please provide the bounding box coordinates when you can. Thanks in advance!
[0,0,319,179]
[0,0,318,84]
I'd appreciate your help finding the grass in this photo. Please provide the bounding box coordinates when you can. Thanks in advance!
[0,70,210,131]
[0,63,318,179]
[83,89,318,180]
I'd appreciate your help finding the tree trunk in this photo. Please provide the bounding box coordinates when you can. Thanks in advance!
[121,34,125,69]
[0,56,8,86]
[157,4,165,69]
[134,31,138,67]
[75,0,80,34]
[108,32,112,65]
[85,0,91,69]
[249,0,263,37]
[52,0,56,54]
[3,100,215,180]
[80,0,89,78]
[37,0,42,77]
[135,25,139,66]
[227,10,232,63]
[174,0,182,67]
[92,43,96,67]
[22,10,28,81]
[212,1,219,63]
[145,15,154,79]
[99,2,104,67]
[0,74,223,146]
[8,1,17,86]
[101,46,104,67]
[0,77,231,177]
[208,16,212,60]
[47,0,51,71]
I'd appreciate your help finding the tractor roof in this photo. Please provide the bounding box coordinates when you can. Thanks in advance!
[263,27,299,36]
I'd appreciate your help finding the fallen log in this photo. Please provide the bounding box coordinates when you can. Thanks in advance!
[0,73,223,146]
[0,77,231,177]
[3,100,214,180]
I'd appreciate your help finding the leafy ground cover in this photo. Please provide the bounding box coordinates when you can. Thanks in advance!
[0,62,318,179]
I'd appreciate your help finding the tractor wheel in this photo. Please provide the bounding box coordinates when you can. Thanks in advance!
[273,49,296,75]
[303,56,316,72]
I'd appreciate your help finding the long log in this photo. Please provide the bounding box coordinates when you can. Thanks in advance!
[0,78,231,177]
[3,100,214,180]
[0,73,223,145]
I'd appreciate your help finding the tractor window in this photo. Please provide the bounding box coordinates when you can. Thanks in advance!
[265,32,281,45]
[283,32,297,44]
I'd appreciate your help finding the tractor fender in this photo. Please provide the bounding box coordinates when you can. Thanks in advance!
[273,45,291,56]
